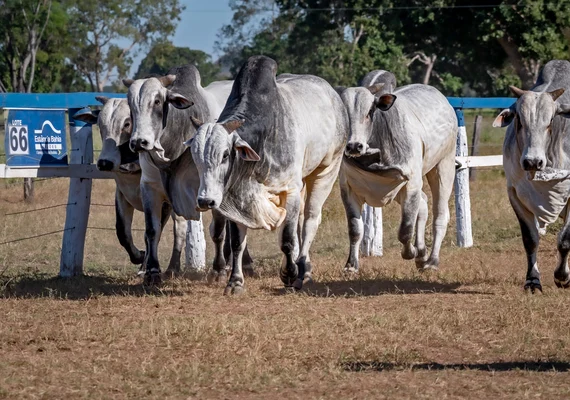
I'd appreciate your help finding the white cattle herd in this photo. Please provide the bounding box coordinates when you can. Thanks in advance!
[82,56,570,294]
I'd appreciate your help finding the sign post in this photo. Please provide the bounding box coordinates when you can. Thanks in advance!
[60,108,93,277]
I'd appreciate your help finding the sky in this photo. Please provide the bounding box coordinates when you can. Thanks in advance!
[128,0,234,75]
[174,0,234,57]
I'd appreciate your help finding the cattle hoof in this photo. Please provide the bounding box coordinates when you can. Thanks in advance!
[137,267,146,277]
[344,265,359,274]
[280,266,298,287]
[401,247,418,260]
[223,283,245,296]
[524,279,543,294]
[554,277,570,289]
[131,251,146,265]
[293,278,304,291]
[207,270,227,285]
[143,272,162,287]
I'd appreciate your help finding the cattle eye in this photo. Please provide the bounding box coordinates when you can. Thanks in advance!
[222,151,229,161]
[154,99,161,106]
[124,121,131,129]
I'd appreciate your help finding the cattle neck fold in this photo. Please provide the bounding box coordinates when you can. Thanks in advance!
[214,56,291,230]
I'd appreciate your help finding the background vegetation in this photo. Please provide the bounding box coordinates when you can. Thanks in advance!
[0,0,569,95]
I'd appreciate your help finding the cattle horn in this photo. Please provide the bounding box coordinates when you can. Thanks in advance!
[190,116,203,129]
[123,79,134,88]
[549,88,565,101]
[222,119,245,134]
[95,96,110,105]
[158,74,177,87]
[509,85,526,98]
[367,83,385,95]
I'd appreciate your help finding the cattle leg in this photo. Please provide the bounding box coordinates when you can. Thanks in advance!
[114,190,145,269]
[294,166,339,290]
[209,210,229,284]
[224,221,248,295]
[421,160,454,269]
[220,219,255,280]
[279,190,302,288]
[340,180,364,274]
[141,184,166,286]
[414,192,429,267]
[508,187,542,292]
[398,188,421,260]
[165,212,187,276]
[554,206,570,288]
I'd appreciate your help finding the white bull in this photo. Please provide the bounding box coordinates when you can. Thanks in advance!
[339,83,457,272]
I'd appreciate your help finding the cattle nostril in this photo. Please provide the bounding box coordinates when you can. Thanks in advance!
[97,159,114,171]
[197,197,216,210]
[356,143,363,152]
[522,159,532,170]
[345,142,364,155]
[140,139,149,147]
[537,159,544,169]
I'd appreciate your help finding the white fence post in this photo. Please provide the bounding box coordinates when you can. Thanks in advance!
[360,205,383,256]
[454,109,473,248]
[60,108,93,277]
[185,214,206,271]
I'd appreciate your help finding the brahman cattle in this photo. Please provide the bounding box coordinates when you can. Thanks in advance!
[494,60,570,292]
[188,55,348,294]
[338,79,457,272]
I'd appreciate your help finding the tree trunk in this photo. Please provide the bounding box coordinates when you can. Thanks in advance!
[496,35,535,89]
[422,54,437,85]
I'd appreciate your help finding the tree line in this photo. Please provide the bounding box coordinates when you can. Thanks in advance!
[1,0,569,96]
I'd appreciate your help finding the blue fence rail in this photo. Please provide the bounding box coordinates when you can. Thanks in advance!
[0,93,515,110]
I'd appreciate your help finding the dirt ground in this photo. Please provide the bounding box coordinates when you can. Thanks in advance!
[2,128,570,398]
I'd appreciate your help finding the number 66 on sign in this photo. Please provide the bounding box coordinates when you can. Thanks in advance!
[4,108,68,167]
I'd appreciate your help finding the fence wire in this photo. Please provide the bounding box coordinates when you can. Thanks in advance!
[0,227,74,246]
[4,202,76,216]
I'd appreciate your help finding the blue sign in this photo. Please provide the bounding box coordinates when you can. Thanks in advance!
[5,109,68,167]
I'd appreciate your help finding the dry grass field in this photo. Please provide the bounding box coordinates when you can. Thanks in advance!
[2,114,570,399]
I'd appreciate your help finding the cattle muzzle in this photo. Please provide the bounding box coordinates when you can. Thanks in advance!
[522,157,546,172]
[345,142,365,157]
[130,138,152,152]
[96,159,114,171]
[196,197,218,211]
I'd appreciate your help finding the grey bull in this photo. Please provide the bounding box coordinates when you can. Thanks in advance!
[76,97,187,274]
[188,55,348,294]
[494,60,570,292]
[126,65,252,285]
[339,82,457,272]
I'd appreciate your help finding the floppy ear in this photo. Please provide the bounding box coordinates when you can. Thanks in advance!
[557,102,570,118]
[233,135,260,161]
[73,109,100,125]
[222,119,245,134]
[509,85,525,98]
[95,96,110,105]
[374,94,396,111]
[190,116,203,130]
[123,79,134,88]
[166,91,193,109]
[550,88,565,101]
[492,108,515,128]
[367,83,385,95]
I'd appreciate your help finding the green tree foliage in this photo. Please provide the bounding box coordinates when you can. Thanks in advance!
[64,0,185,91]
[219,0,570,96]
[0,0,71,93]
[134,42,221,86]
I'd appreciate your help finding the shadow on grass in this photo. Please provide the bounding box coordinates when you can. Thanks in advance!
[341,360,570,372]
[0,273,184,299]
[269,278,493,297]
